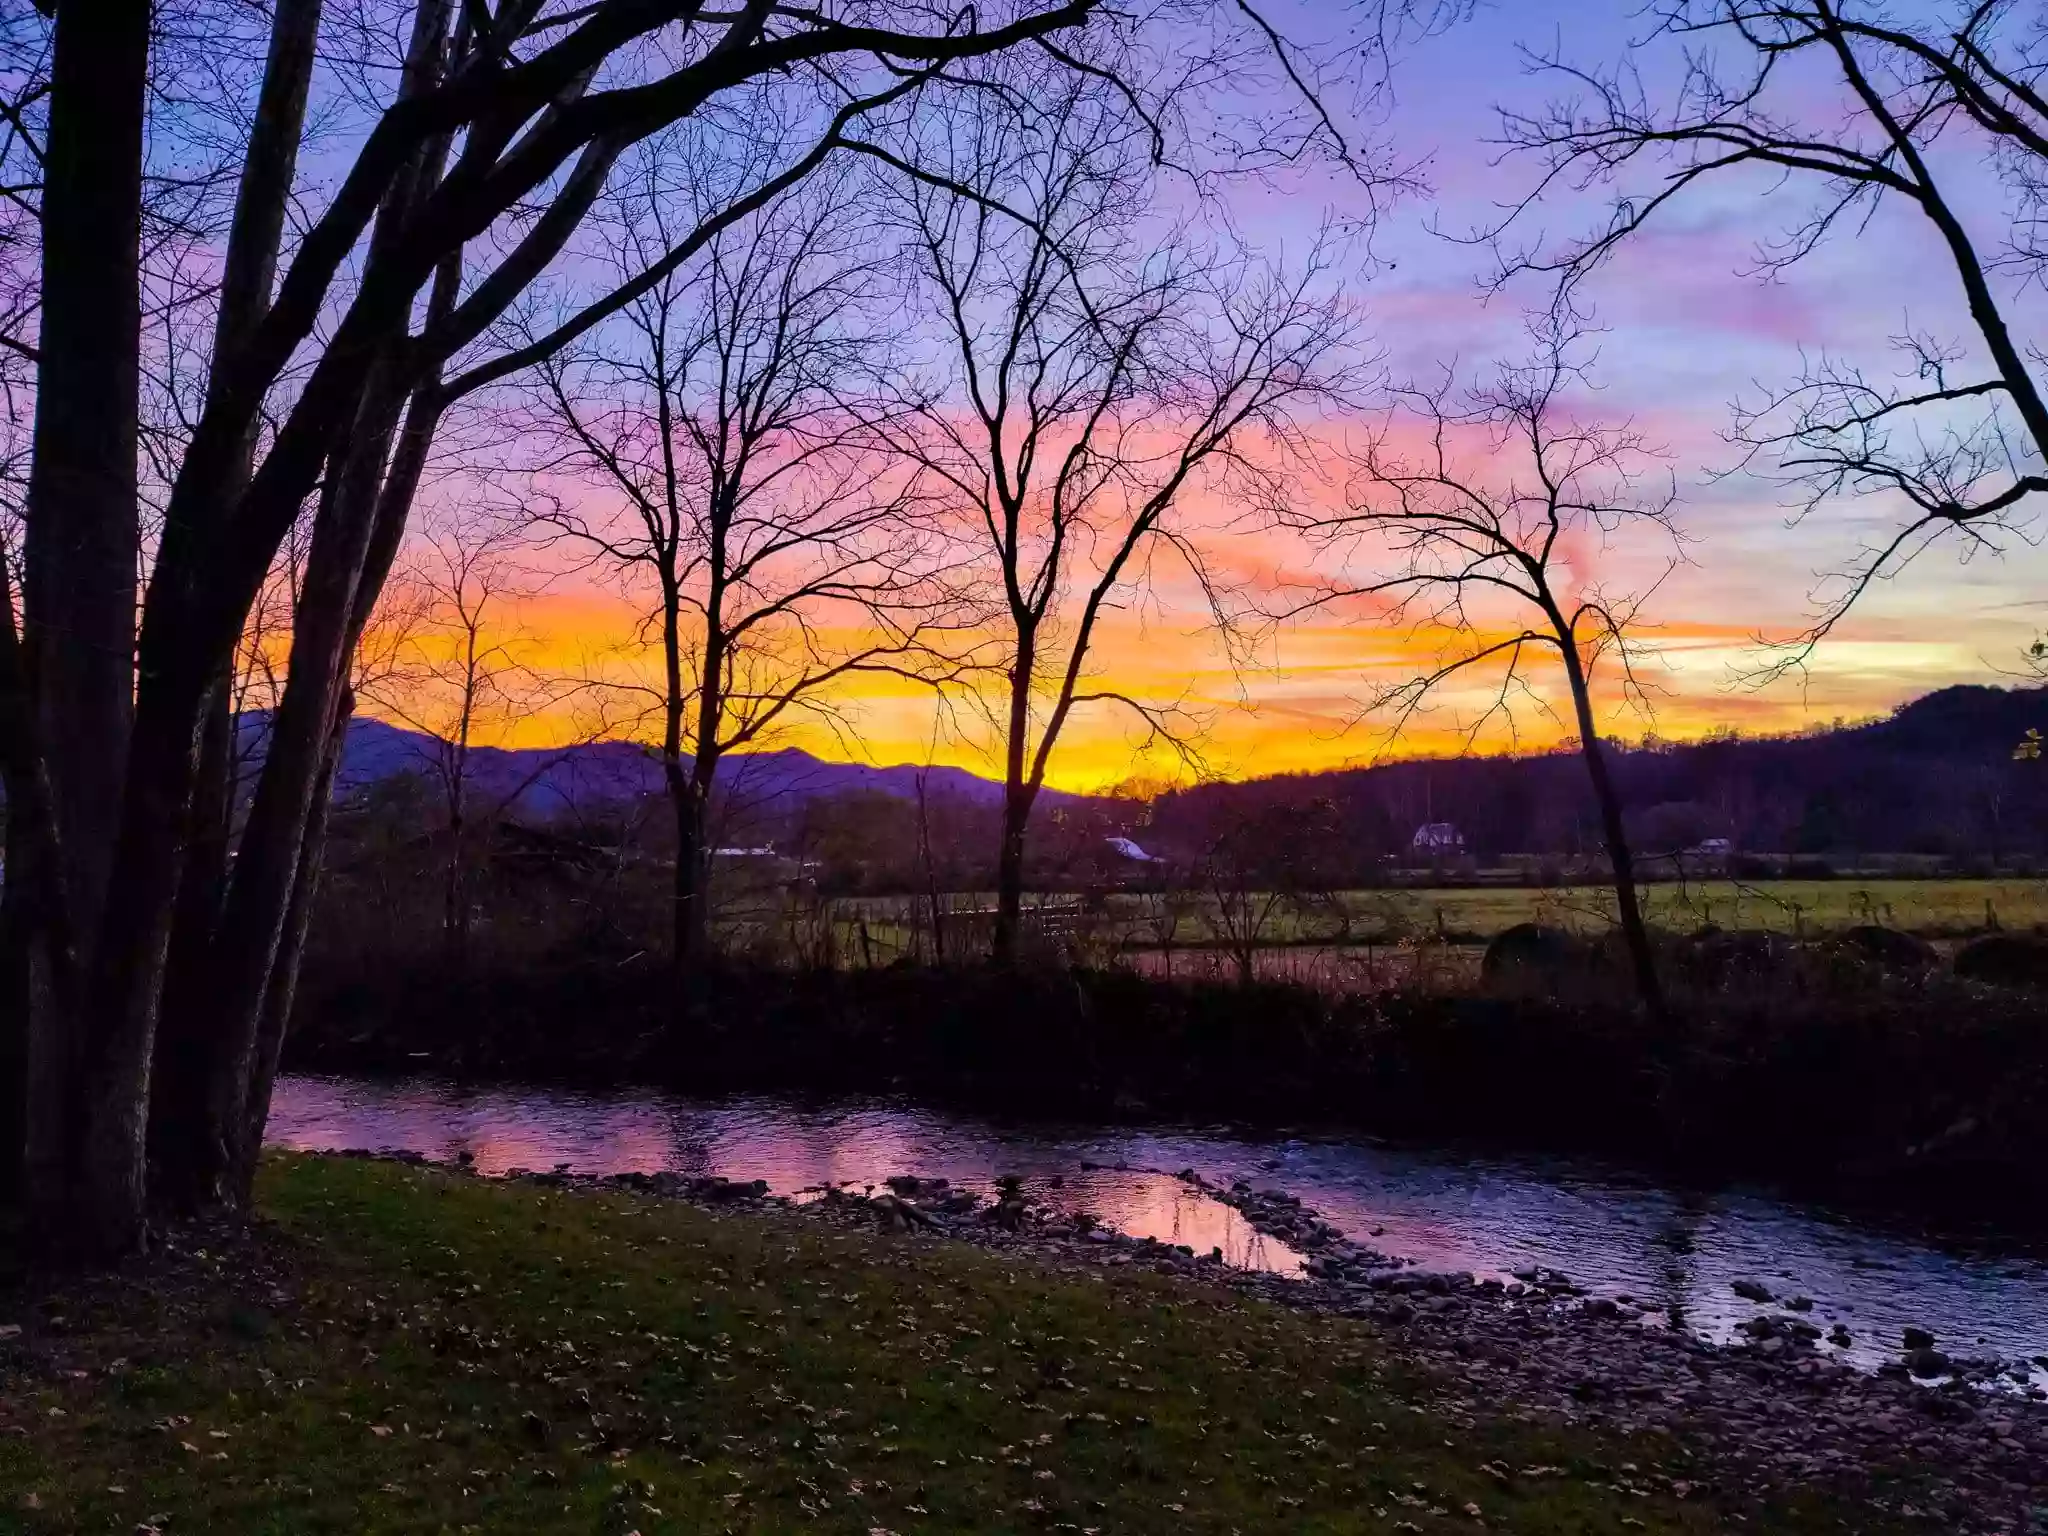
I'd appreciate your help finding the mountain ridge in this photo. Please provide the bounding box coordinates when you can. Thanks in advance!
[305,683,2044,854]
[317,714,1047,818]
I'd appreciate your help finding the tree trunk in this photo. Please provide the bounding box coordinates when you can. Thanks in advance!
[23,0,148,941]
[218,385,442,1205]
[194,368,404,1206]
[443,724,470,966]
[215,366,451,1217]
[677,607,728,971]
[146,0,449,1220]
[229,706,346,1205]
[915,775,945,963]
[70,656,210,1255]
[17,0,150,1246]
[443,807,468,964]
[993,788,1034,965]
[1560,644,1664,1018]
[992,637,1037,964]
[147,685,236,1210]
[0,842,24,1211]
[144,0,326,1215]
[0,557,78,1224]
[671,769,712,971]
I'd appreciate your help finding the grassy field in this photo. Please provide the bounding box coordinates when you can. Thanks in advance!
[0,1156,1890,1534]
[1315,879,2045,941]
[825,878,2048,953]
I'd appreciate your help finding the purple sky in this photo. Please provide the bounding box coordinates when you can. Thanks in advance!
[386,2,2048,784]
[1226,0,2048,740]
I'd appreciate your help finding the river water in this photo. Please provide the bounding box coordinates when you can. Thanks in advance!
[268,1074,2048,1382]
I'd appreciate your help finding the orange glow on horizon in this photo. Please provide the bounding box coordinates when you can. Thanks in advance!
[354,404,2039,792]
[353,576,1995,791]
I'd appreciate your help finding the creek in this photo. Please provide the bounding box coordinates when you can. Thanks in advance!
[268,1073,2048,1383]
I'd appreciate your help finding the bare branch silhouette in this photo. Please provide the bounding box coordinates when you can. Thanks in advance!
[1289,309,1683,1015]
[881,51,1365,959]
[1487,0,2048,660]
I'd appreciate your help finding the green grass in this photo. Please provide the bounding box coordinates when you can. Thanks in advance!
[1308,879,2045,941]
[0,1155,1886,1534]
[830,878,2048,950]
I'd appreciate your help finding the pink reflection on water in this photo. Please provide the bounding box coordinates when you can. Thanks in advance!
[267,1076,1303,1275]
[1039,1170,1301,1273]
[268,1075,2048,1377]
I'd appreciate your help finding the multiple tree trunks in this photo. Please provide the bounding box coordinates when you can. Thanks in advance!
[0,0,1109,1258]
[147,0,330,1216]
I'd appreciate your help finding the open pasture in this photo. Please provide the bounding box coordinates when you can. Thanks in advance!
[816,879,2048,956]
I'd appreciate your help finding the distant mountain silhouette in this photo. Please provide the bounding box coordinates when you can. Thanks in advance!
[246,682,2045,857]
[268,714,1040,818]
[1835,682,2045,756]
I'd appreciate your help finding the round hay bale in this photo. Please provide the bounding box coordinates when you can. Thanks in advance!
[1480,923,1587,992]
[1835,925,1936,972]
[1954,932,2048,990]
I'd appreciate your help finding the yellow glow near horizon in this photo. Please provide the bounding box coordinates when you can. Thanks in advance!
[353,580,2000,791]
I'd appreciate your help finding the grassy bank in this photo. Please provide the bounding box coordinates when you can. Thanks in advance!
[0,1154,1889,1534]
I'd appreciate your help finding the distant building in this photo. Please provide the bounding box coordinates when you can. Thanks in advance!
[1410,822,1464,853]
[710,846,818,882]
[1680,836,1734,871]
[1103,836,1163,863]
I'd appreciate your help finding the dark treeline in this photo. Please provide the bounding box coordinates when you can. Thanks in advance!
[700,681,2048,892]
[305,680,2048,909]
[1137,684,2048,877]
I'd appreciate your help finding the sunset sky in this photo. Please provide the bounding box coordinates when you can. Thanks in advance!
[394,0,2048,790]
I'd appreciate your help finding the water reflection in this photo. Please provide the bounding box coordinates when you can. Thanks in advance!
[268,1074,2048,1373]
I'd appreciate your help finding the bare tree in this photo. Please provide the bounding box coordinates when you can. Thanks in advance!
[1291,315,1681,1015]
[1495,0,2048,655]
[526,166,954,971]
[4,0,1180,1255]
[891,64,1361,962]
[361,514,577,964]
[0,0,1433,1252]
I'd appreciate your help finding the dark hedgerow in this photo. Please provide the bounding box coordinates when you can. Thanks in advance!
[287,954,2048,1218]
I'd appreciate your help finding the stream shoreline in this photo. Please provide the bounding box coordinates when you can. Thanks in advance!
[330,1146,2048,1534]
[287,957,2048,1227]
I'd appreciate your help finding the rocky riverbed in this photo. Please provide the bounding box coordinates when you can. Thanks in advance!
[386,1148,2048,1535]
